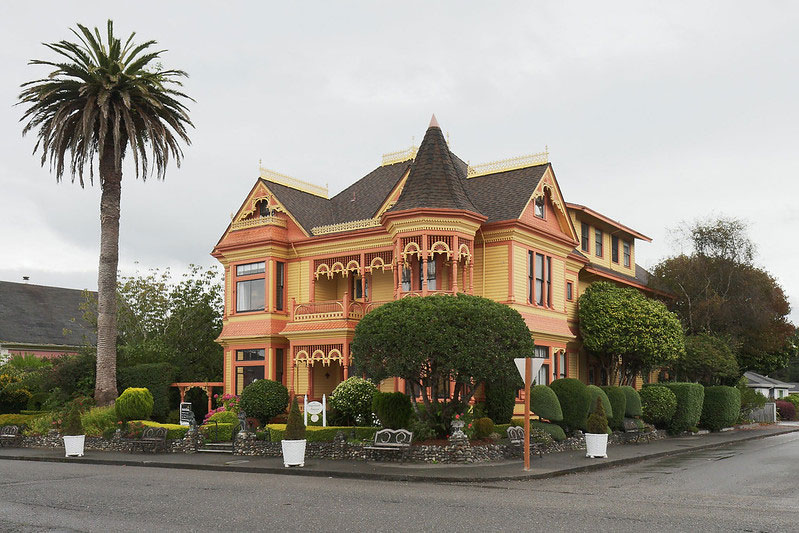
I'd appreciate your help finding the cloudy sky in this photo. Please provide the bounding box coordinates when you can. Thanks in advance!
[1,2,796,324]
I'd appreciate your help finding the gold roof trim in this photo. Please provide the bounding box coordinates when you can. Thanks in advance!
[381,145,418,166]
[259,165,328,198]
[467,149,549,178]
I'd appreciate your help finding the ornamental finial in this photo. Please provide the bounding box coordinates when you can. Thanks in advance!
[429,114,440,129]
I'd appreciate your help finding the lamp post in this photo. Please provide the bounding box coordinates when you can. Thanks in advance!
[514,357,544,471]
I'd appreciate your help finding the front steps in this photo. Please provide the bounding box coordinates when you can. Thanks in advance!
[198,442,233,454]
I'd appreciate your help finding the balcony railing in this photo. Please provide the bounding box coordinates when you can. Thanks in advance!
[291,298,394,322]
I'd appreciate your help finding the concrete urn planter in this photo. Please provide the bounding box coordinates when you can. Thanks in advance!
[281,439,306,467]
[585,433,608,458]
[63,435,85,457]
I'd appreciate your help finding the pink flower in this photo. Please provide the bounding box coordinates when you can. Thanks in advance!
[455,414,460,419]
[468,423,472,428]
[214,394,219,399]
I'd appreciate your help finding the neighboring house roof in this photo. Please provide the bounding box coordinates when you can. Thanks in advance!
[743,371,792,389]
[389,117,480,215]
[0,281,96,348]
[786,382,799,394]
[584,262,653,288]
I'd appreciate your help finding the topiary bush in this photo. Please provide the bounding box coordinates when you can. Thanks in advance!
[601,386,627,431]
[207,410,239,424]
[329,377,378,426]
[662,382,705,435]
[474,417,495,439]
[549,378,591,432]
[587,385,613,419]
[640,385,678,428]
[484,380,520,425]
[530,385,562,422]
[200,422,235,442]
[115,387,154,422]
[284,396,306,440]
[371,392,413,429]
[117,363,175,422]
[238,379,289,426]
[531,420,567,441]
[776,400,797,421]
[620,386,642,417]
[62,402,83,436]
[586,397,609,434]
[700,386,741,431]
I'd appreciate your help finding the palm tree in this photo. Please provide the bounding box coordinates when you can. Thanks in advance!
[18,21,193,406]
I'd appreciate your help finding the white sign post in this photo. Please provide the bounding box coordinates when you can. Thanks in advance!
[514,357,544,471]
[305,396,325,426]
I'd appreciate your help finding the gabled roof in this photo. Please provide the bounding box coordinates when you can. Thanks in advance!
[744,371,792,389]
[566,202,652,242]
[465,164,549,223]
[0,281,96,347]
[389,116,480,214]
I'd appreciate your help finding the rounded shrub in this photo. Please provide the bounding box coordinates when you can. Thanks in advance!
[586,397,609,434]
[530,384,562,422]
[587,385,613,419]
[601,386,627,431]
[207,410,239,424]
[329,377,378,426]
[776,400,797,421]
[474,417,495,439]
[700,386,741,431]
[782,394,799,412]
[372,391,413,429]
[640,385,678,428]
[549,378,591,432]
[485,380,519,425]
[620,386,642,417]
[531,420,567,441]
[662,382,705,435]
[115,387,154,422]
[239,379,289,426]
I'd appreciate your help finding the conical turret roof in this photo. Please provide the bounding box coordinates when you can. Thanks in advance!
[389,116,481,215]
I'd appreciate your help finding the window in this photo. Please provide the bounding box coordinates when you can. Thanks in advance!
[537,364,550,386]
[534,196,545,219]
[581,223,590,252]
[351,275,369,299]
[611,235,619,263]
[236,262,265,276]
[559,352,567,378]
[236,279,265,312]
[535,253,545,305]
[623,242,631,268]
[275,262,285,311]
[236,348,265,361]
[426,260,437,291]
[401,265,412,291]
[546,256,552,306]
[528,251,534,303]
[566,281,574,301]
[275,348,284,384]
[595,230,603,257]
[236,365,264,394]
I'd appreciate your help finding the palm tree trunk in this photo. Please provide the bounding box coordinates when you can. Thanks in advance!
[95,150,121,406]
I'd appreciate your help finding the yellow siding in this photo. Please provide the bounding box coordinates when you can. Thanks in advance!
[294,362,309,395]
[312,363,340,397]
[579,351,589,383]
[224,350,233,394]
[287,261,310,304]
[371,270,394,301]
[379,378,395,392]
[568,352,578,379]
[513,245,527,303]
[551,257,565,310]
[473,245,484,296]
[314,277,337,301]
[634,376,643,390]
[483,244,508,300]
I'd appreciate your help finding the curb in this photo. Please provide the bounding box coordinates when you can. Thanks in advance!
[0,427,796,483]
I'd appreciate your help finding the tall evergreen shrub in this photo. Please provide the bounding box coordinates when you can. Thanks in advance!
[549,378,591,432]
[372,392,412,429]
[620,386,643,417]
[662,382,705,435]
[601,386,627,430]
[284,396,306,440]
[700,386,741,431]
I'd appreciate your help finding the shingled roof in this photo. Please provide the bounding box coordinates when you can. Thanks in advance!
[389,116,480,215]
[465,164,549,223]
[0,281,96,347]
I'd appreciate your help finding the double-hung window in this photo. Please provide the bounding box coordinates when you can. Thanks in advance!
[559,352,567,378]
[611,235,619,263]
[535,253,545,305]
[595,230,604,257]
[401,265,412,292]
[275,262,285,311]
[528,251,535,303]
[235,261,265,313]
[581,223,590,252]
[534,345,549,385]
[351,274,369,299]
[623,242,631,268]
[529,251,552,307]
[426,260,437,291]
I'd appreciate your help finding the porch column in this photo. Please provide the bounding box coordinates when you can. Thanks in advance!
[360,252,366,300]
[451,259,459,294]
[394,241,401,299]
[288,344,296,397]
[309,266,315,302]
[462,262,468,295]
[205,386,213,413]
[469,260,474,294]
[343,341,350,379]
[422,234,429,295]
[179,387,186,403]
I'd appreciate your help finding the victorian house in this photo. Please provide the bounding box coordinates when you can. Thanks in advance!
[212,116,662,404]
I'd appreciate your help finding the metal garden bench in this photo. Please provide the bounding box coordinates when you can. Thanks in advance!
[364,428,413,463]
[0,425,20,447]
[124,426,168,453]
[506,426,543,458]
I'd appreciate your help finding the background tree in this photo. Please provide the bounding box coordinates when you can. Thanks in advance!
[18,21,193,405]
[771,328,799,382]
[672,333,739,385]
[351,294,534,436]
[652,217,794,375]
[578,281,684,385]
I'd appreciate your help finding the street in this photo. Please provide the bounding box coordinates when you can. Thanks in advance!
[1,432,798,532]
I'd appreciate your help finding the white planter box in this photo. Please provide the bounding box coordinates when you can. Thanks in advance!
[63,435,85,457]
[281,439,306,467]
[585,432,608,458]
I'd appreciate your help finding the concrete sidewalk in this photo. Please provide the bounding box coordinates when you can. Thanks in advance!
[0,424,796,483]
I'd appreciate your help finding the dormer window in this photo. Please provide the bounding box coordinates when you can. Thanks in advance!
[534,196,545,219]
[259,201,270,217]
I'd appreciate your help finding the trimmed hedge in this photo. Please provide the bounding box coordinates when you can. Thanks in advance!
[587,385,613,419]
[531,420,567,441]
[530,385,563,422]
[201,422,235,442]
[549,378,591,432]
[640,385,678,428]
[136,420,190,440]
[662,382,705,435]
[0,413,44,427]
[776,400,797,421]
[700,386,741,431]
[484,380,519,425]
[372,392,412,429]
[115,388,154,422]
[239,379,289,426]
[267,425,379,442]
[620,386,642,417]
[117,363,175,422]
[207,410,238,424]
[601,386,627,431]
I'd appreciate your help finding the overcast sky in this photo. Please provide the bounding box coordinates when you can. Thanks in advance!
[1,2,796,324]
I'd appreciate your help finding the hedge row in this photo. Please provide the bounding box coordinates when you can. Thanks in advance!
[601,386,627,431]
[267,425,379,443]
[0,413,44,427]
[135,420,190,440]
[700,386,741,430]
[662,382,705,435]
[640,385,677,427]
